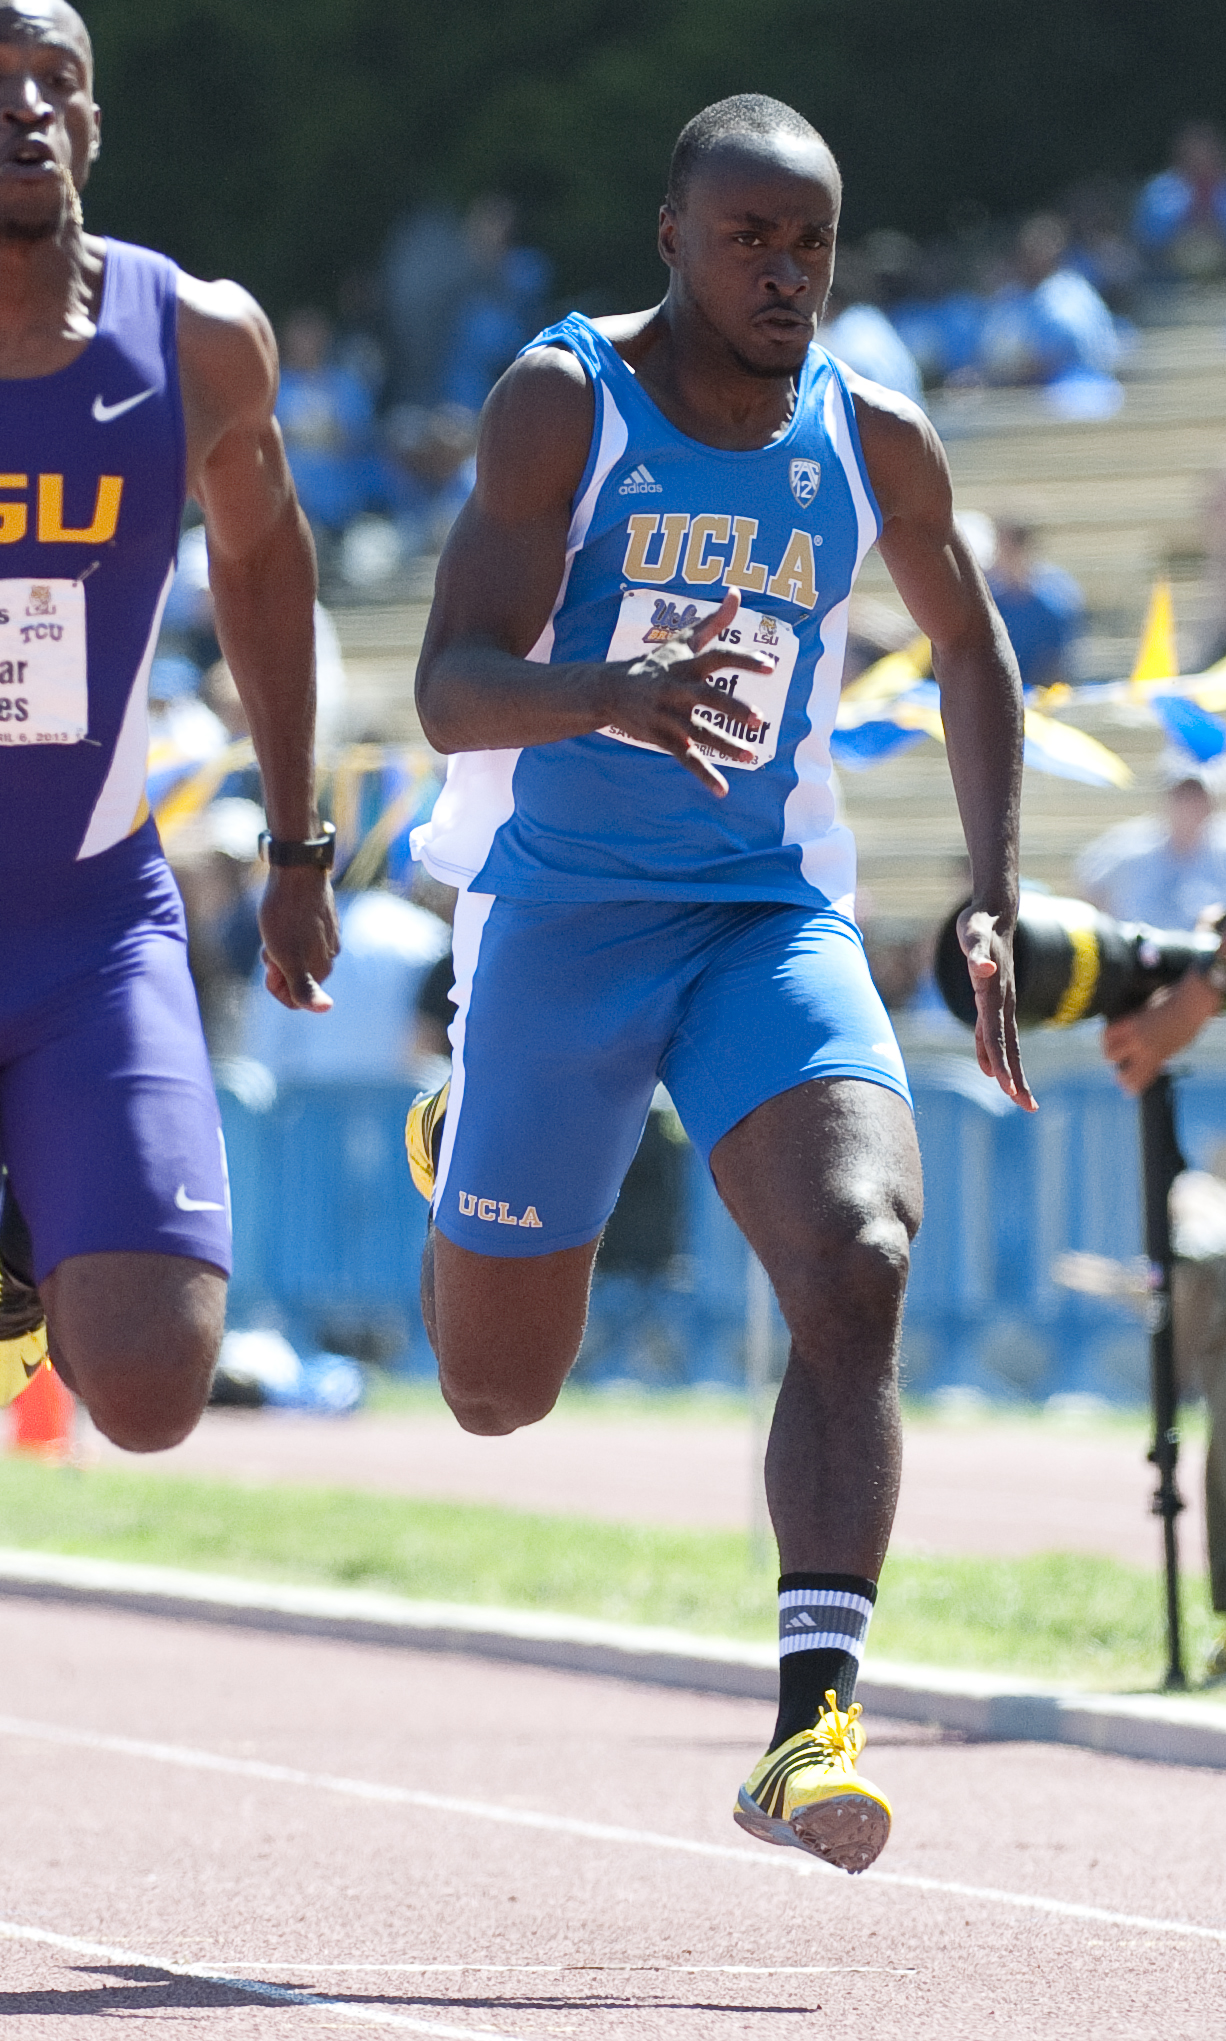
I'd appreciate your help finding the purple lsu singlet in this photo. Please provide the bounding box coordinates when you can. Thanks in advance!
[0,238,184,871]
[0,241,232,1283]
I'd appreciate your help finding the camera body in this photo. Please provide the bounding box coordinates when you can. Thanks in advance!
[935,893,1220,1029]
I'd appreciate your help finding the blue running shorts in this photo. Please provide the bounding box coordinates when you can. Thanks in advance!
[0,820,233,1285]
[434,892,912,1258]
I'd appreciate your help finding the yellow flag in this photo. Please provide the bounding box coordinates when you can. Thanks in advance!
[840,634,931,706]
[1130,579,1179,687]
[1023,708,1132,788]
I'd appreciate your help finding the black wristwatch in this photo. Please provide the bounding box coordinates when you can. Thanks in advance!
[258,822,336,871]
[1206,913,1226,1006]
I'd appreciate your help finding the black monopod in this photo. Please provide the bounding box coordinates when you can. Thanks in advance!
[936,893,1222,1690]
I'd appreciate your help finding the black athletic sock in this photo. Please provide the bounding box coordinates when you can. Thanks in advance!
[0,1174,35,1289]
[769,1572,877,1750]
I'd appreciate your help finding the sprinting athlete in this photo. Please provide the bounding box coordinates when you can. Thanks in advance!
[408,95,1034,1873]
[0,2,338,1444]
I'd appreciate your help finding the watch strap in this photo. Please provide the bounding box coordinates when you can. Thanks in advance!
[259,823,336,870]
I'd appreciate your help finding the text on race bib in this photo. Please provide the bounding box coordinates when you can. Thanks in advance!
[600,587,797,770]
[0,578,88,745]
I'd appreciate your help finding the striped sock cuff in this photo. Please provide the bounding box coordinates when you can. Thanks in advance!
[778,1578,876,1663]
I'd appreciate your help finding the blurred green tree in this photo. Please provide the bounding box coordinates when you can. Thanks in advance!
[81,0,1226,320]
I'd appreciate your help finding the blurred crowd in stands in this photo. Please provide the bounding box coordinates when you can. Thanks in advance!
[272,193,550,595]
[826,122,1226,422]
[262,124,1226,600]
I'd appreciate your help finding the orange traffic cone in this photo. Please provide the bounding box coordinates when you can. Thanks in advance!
[9,1359,75,1459]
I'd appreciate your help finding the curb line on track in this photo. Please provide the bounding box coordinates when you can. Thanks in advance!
[2,1546,1225,1770]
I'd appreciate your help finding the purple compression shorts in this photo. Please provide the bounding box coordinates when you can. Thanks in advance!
[0,818,232,1285]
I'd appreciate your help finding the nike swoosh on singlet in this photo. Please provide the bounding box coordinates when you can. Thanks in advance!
[174,1185,224,1213]
[92,387,156,424]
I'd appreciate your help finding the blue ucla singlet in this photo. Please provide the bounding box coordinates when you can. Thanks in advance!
[0,239,184,875]
[413,311,883,913]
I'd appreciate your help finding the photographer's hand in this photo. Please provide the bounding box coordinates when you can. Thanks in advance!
[1104,968,1222,1096]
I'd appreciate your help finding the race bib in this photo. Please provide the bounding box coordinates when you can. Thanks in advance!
[601,587,797,771]
[0,578,88,745]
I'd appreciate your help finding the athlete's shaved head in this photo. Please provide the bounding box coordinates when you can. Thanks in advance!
[656,93,841,381]
[667,96,837,211]
[0,0,92,81]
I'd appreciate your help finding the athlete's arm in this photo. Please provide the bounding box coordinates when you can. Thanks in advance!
[176,275,339,1012]
[415,347,773,797]
[852,375,1036,1111]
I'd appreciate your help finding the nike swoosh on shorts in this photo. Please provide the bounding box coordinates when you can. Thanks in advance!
[174,1185,224,1212]
[92,388,156,424]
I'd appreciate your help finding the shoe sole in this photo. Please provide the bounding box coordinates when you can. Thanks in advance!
[734,1785,890,1876]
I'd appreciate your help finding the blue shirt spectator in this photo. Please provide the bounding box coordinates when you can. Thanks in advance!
[276,309,385,533]
[892,291,985,387]
[822,248,924,404]
[1077,763,1226,931]
[243,890,450,1083]
[986,521,1085,689]
[1134,124,1226,280]
[824,303,924,406]
[384,196,550,413]
[978,217,1120,390]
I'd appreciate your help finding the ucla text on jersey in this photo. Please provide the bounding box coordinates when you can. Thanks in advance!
[413,312,882,913]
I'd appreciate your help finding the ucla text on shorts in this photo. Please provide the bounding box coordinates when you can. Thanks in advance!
[457,1194,543,1228]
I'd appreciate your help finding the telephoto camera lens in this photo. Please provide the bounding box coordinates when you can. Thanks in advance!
[935,893,1220,1029]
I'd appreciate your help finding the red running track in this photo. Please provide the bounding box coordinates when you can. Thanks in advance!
[2,1596,1225,2039]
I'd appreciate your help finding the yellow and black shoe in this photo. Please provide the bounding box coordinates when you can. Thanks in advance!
[734,1689,892,1875]
[405,1079,449,1202]
[0,1254,49,1411]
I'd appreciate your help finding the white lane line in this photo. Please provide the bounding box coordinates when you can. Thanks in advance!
[0,1918,520,2038]
[0,1713,764,1865]
[203,1963,917,1978]
[3,1714,1225,1948]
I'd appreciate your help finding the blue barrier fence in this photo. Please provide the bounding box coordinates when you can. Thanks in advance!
[216,1056,1226,1401]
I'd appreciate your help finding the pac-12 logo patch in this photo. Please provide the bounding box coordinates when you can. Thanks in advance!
[789,458,821,508]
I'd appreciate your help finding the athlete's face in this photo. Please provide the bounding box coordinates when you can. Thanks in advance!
[0,2,97,241]
[660,139,841,379]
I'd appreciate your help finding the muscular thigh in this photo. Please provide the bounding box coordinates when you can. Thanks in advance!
[0,918,232,1286]
[713,1077,923,1258]
[431,1230,601,1432]
[713,1076,922,1346]
[660,903,923,1313]
[432,893,684,1257]
[428,894,695,1419]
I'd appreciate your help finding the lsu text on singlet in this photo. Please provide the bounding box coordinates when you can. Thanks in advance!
[413,313,884,912]
[0,240,232,1282]
[0,239,184,874]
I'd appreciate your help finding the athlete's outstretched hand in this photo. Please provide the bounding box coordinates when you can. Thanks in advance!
[259,868,341,1012]
[603,587,775,796]
[955,907,1037,1112]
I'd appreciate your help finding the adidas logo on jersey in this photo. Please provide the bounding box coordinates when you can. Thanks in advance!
[619,464,663,495]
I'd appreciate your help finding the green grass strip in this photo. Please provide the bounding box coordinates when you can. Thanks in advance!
[0,1456,1219,1695]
